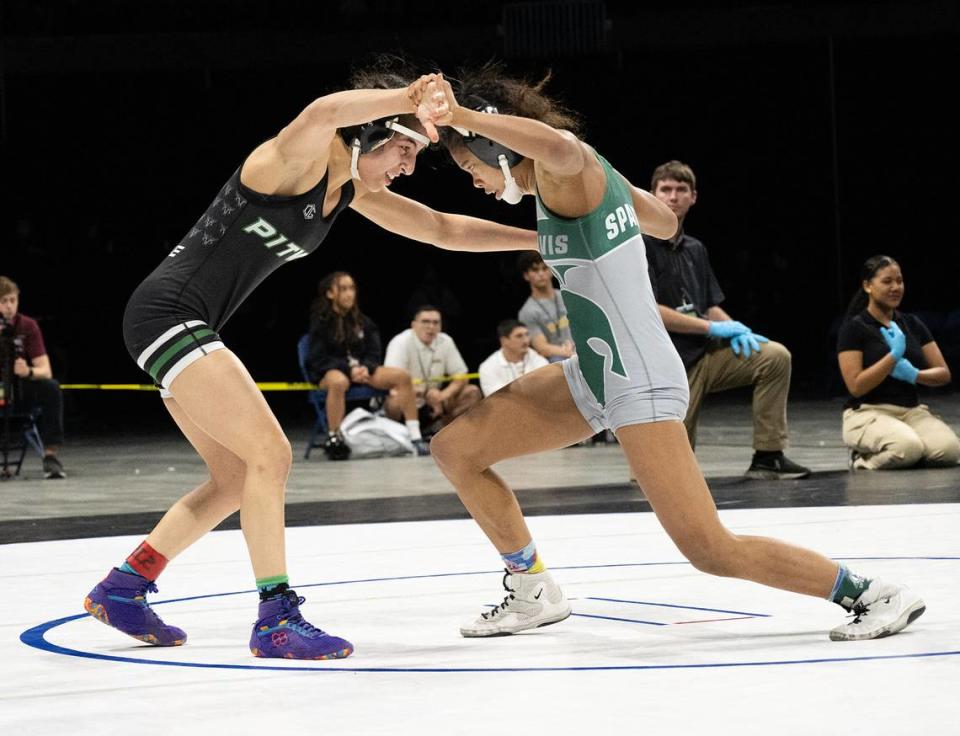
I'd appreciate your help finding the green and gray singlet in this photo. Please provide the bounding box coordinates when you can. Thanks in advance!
[536,153,689,431]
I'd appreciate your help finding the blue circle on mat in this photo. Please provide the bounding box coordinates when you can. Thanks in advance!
[20,558,960,673]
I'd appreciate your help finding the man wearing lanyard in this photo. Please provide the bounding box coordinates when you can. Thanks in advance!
[384,305,480,438]
[517,252,575,363]
[644,161,809,480]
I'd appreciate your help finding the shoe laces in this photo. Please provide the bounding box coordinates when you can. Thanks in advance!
[481,571,517,621]
[134,581,166,618]
[130,580,159,598]
[277,591,327,638]
[847,600,870,624]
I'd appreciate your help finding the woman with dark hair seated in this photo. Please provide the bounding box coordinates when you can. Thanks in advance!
[307,270,429,459]
[837,254,960,470]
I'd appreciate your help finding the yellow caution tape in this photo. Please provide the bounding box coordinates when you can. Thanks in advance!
[60,374,480,391]
[60,384,160,391]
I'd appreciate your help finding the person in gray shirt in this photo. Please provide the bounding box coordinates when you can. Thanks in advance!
[517,252,574,363]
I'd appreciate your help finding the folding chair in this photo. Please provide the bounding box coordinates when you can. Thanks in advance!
[0,407,44,478]
[296,334,386,459]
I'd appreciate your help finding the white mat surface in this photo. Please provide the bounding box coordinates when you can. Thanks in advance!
[3,504,958,735]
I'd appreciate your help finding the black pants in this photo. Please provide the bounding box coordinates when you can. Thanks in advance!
[17,378,64,447]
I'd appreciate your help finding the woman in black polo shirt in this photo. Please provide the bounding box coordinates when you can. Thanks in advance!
[837,255,959,469]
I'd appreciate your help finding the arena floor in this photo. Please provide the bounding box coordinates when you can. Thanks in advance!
[2,396,959,735]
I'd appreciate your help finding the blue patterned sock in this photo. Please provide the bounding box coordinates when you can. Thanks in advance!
[501,540,545,574]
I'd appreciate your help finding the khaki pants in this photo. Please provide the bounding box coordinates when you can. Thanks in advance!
[684,339,791,451]
[842,403,960,470]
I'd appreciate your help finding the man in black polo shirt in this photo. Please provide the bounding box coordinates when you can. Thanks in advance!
[644,161,809,479]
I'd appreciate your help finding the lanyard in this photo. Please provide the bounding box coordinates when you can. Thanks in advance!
[533,292,565,331]
[415,341,438,385]
[507,352,533,380]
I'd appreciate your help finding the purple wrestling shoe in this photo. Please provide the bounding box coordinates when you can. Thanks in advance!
[84,568,187,646]
[250,589,353,660]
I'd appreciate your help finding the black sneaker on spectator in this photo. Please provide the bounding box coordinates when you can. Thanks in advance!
[744,451,810,480]
[411,438,431,457]
[43,455,66,479]
[323,431,351,461]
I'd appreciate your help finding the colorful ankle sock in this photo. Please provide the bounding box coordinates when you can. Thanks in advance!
[406,420,423,441]
[829,564,872,610]
[119,541,168,581]
[257,574,290,601]
[501,540,545,574]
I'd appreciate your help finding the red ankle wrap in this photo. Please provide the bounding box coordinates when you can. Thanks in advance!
[126,541,168,581]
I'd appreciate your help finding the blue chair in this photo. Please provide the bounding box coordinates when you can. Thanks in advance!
[0,407,44,478]
[296,334,387,459]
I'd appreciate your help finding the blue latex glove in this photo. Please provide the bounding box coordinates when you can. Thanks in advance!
[891,358,919,384]
[879,322,906,360]
[707,320,751,339]
[730,332,770,358]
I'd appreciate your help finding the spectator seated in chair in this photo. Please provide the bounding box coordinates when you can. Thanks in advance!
[0,275,66,478]
[478,319,549,397]
[517,252,575,364]
[644,161,809,480]
[384,305,481,439]
[306,271,429,459]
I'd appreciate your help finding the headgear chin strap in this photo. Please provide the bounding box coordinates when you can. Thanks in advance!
[341,117,431,180]
[497,155,524,204]
[454,102,525,205]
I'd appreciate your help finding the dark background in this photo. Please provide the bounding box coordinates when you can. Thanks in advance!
[2,0,958,427]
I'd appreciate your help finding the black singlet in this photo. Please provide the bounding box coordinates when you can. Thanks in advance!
[124,167,355,340]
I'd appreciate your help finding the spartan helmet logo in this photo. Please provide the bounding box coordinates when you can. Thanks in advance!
[303,203,316,220]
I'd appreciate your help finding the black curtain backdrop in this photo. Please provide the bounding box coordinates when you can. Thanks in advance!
[2,1,957,426]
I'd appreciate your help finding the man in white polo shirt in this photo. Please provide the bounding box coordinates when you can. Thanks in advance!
[384,305,481,437]
[478,319,550,396]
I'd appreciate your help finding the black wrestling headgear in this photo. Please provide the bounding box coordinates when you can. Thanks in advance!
[455,100,524,168]
[453,99,524,204]
[339,117,430,179]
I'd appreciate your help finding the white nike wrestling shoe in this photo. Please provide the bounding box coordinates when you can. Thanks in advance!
[829,578,926,641]
[460,569,572,637]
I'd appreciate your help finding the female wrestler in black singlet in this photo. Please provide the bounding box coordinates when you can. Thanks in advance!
[84,67,537,660]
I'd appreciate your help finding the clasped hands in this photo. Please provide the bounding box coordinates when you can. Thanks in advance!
[12,356,31,378]
[707,320,769,359]
[424,387,445,418]
[407,73,458,143]
[880,322,919,384]
[350,364,371,384]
